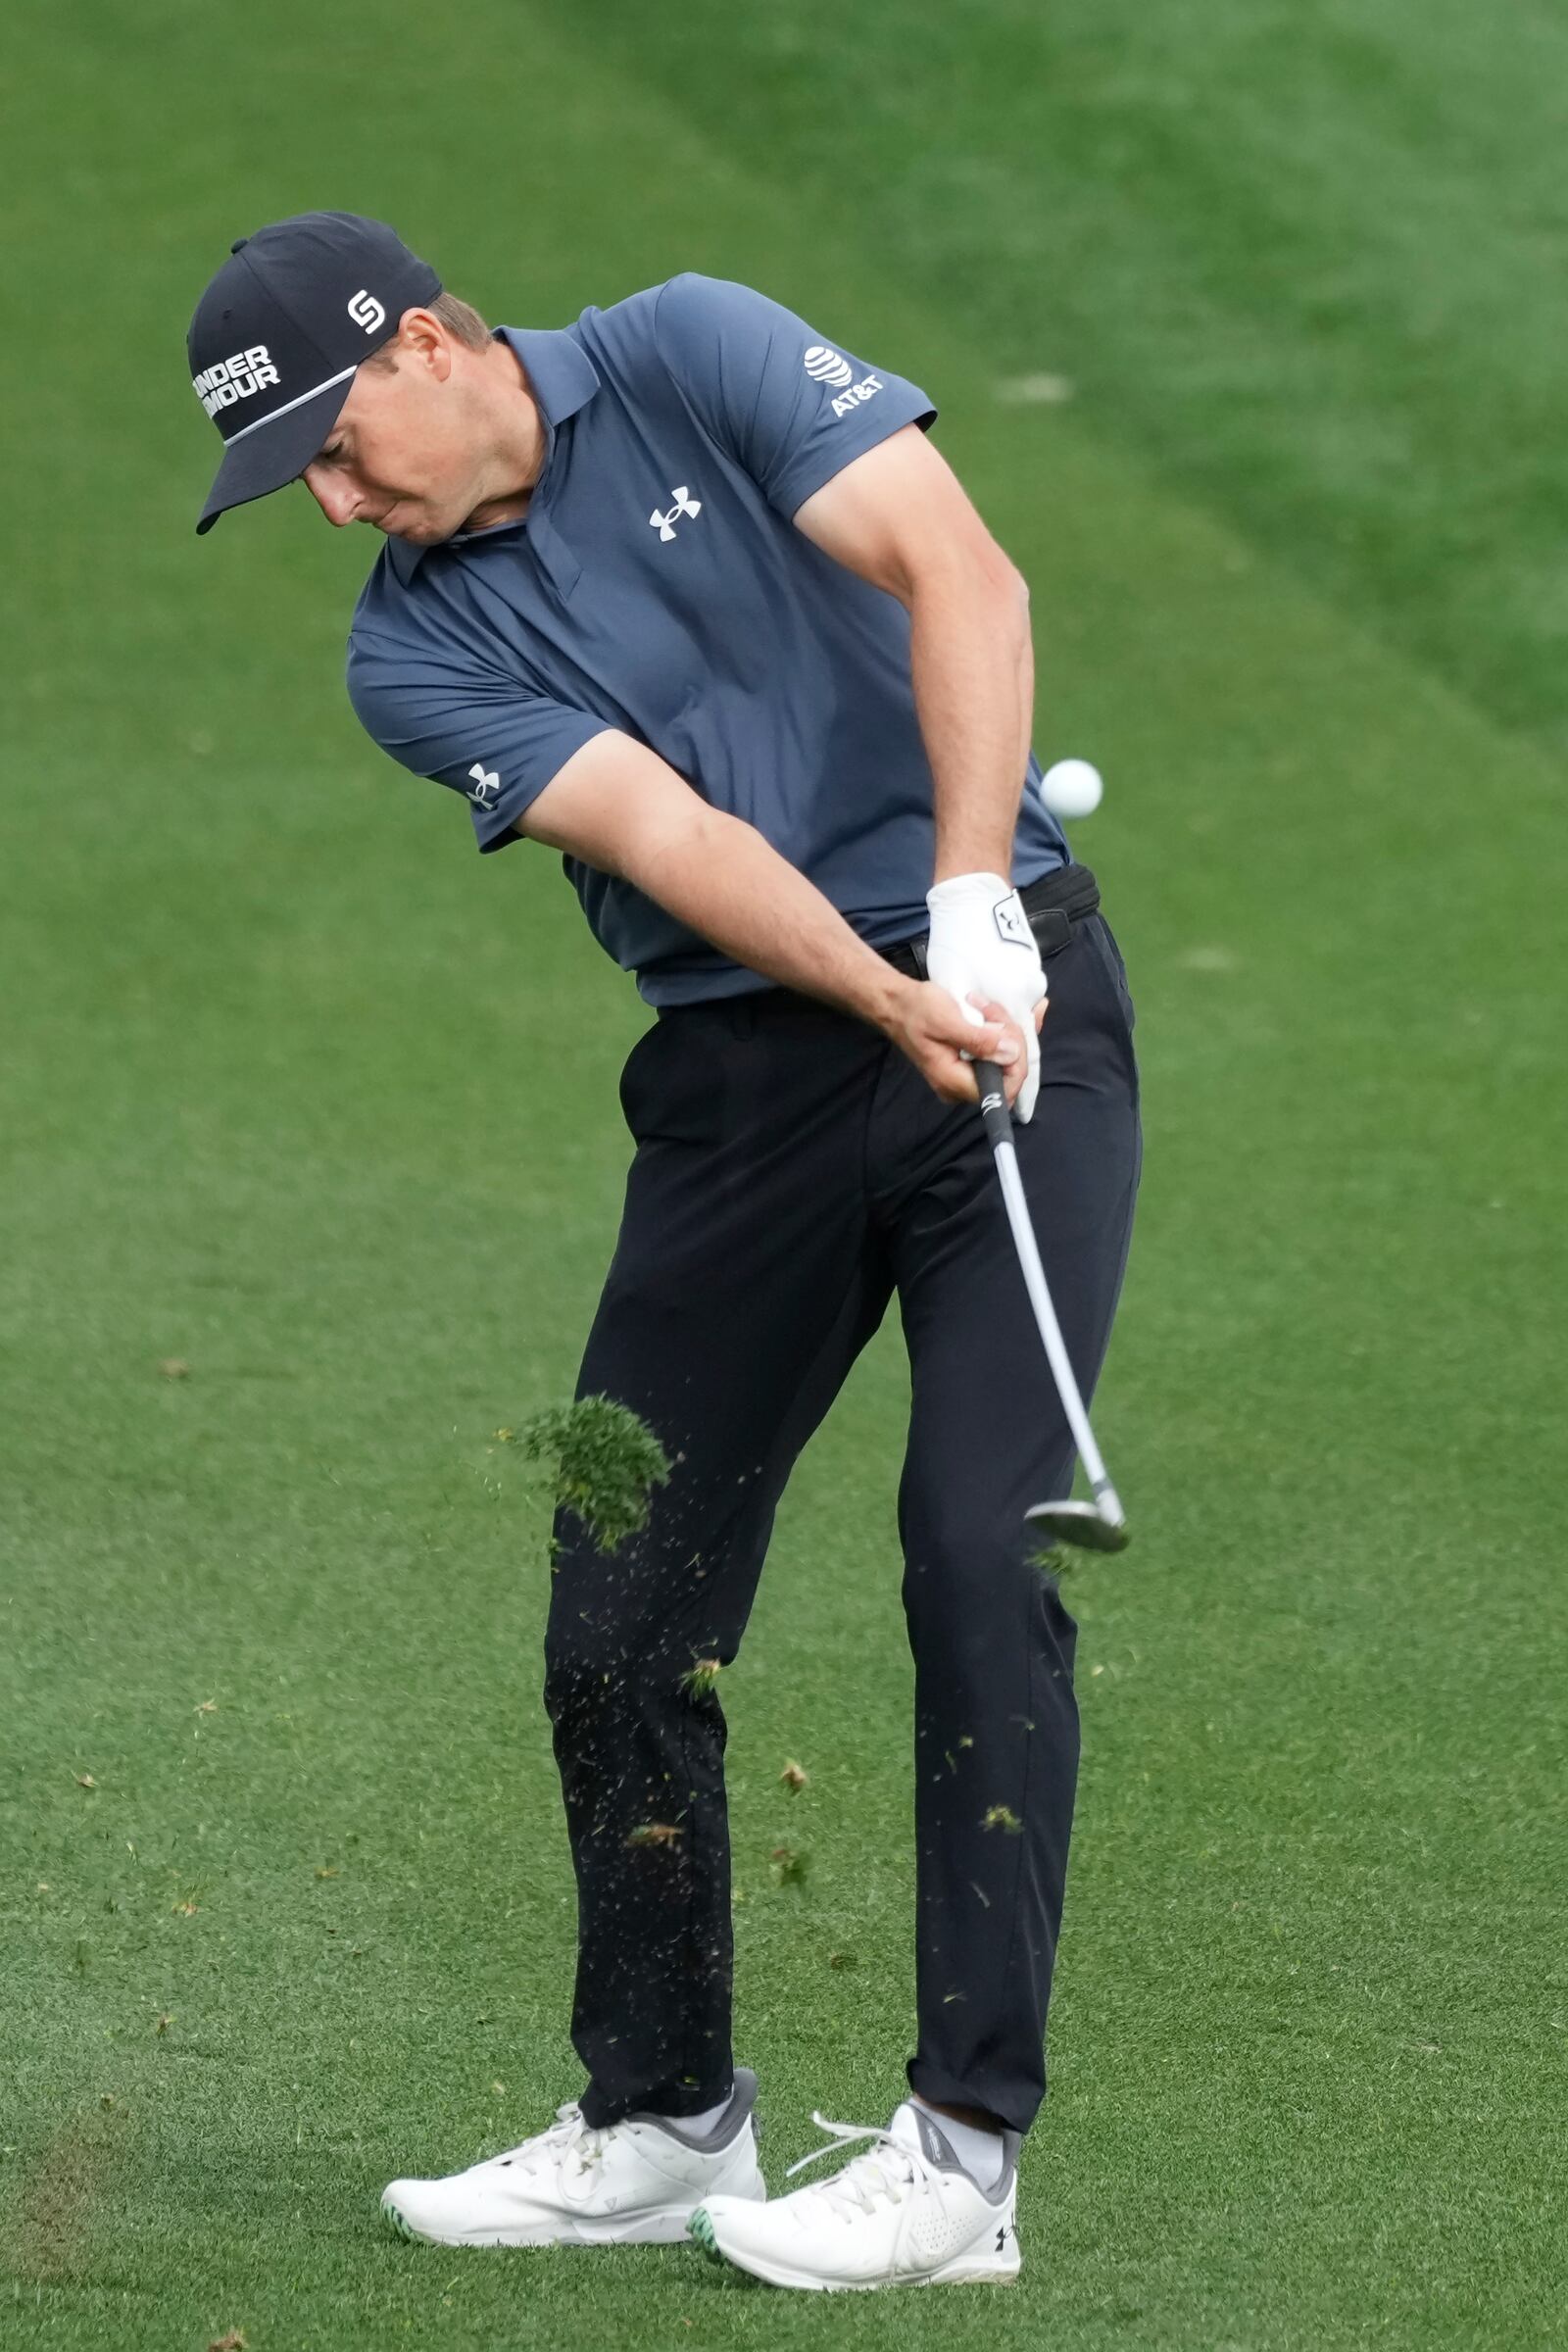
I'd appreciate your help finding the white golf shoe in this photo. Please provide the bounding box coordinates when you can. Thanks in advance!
[690,2098,1021,2290]
[381,2068,764,2247]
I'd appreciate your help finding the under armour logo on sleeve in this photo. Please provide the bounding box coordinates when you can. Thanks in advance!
[466,762,500,809]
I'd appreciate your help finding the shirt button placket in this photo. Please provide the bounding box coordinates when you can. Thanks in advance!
[525,510,581,605]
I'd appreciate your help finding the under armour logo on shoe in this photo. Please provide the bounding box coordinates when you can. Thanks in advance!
[650,485,702,542]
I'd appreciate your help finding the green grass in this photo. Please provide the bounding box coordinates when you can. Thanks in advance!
[536,0,1568,761]
[2,1,1564,2346]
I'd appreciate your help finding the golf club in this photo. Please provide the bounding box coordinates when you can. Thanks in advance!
[972,1058,1130,1553]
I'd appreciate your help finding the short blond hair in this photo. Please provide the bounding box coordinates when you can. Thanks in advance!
[362,290,492,370]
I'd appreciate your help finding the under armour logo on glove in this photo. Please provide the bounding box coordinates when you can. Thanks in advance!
[993,891,1034,948]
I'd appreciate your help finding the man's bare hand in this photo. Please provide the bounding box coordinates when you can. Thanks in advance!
[883,978,1047,1110]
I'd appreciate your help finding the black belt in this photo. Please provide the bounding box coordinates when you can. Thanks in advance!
[878,862,1102,982]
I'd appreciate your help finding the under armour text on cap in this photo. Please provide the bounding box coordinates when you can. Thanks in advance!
[188,212,442,535]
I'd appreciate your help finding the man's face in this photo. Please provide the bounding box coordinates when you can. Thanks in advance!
[299,335,496,544]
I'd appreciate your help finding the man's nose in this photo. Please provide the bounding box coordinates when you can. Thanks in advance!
[301,465,361,527]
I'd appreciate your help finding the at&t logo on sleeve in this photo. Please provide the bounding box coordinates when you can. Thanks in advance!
[803,343,883,419]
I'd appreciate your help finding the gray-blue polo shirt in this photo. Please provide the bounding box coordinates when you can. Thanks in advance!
[347,273,1067,1006]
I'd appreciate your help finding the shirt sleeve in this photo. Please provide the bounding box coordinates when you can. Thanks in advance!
[346,630,612,854]
[653,272,938,520]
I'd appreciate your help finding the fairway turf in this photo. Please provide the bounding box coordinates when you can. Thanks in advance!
[2,2,1564,2347]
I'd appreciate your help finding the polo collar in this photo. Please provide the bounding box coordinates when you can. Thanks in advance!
[384,324,600,584]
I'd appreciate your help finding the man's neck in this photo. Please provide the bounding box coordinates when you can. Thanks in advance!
[461,338,546,533]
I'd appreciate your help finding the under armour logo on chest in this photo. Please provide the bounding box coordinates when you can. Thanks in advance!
[650,485,702,542]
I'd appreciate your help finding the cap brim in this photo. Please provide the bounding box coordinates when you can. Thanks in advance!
[195,371,356,535]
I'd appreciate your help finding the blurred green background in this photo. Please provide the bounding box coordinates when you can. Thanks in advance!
[2,1,1562,2346]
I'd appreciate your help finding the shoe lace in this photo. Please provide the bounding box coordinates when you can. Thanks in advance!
[494,2101,609,2179]
[784,2113,924,2218]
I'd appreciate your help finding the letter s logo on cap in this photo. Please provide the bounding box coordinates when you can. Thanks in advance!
[348,289,386,333]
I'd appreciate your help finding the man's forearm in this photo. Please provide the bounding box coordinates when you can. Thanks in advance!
[633,807,906,1031]
[910,562,1034,883]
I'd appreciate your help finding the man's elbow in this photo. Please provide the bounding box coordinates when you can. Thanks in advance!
[624,800,726,899]
[983,552,1029,612]
[907,543,1028,618]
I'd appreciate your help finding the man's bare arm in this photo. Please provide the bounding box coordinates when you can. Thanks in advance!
[520,732,906,1027]
[515,730,1028,1102]
[792,423,1033,883]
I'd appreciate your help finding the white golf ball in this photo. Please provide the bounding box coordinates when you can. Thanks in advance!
[1040,758,1104,819]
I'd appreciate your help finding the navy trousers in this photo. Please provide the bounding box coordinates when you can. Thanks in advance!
[544,910,1141,2134]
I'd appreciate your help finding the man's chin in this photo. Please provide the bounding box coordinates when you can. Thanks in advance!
[382,514,448,545]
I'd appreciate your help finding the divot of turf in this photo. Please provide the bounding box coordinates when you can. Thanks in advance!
[500,1394,670,1555]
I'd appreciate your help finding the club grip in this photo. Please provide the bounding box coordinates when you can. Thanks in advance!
[971,1059,1014,1150]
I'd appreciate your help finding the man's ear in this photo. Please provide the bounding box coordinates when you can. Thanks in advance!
[395,307,454,381]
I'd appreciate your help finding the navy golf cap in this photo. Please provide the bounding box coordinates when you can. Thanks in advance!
[189,212,442,534]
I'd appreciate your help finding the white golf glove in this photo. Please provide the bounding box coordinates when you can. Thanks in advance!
[925,871,1048,1123]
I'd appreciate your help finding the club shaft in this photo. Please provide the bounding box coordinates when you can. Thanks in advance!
[974,1064,1122,1516]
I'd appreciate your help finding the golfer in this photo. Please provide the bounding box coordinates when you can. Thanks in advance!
[189,212,1141,2291]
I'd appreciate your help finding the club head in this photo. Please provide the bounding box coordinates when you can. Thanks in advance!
[1025,1499,1131,1555]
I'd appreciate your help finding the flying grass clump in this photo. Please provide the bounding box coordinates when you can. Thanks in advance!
[626,1822,683,1850]
[500,1396,671,1558]
[770,1844,808,1886]
[680,1656,723,1698]
[981,1804,1023,1836]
